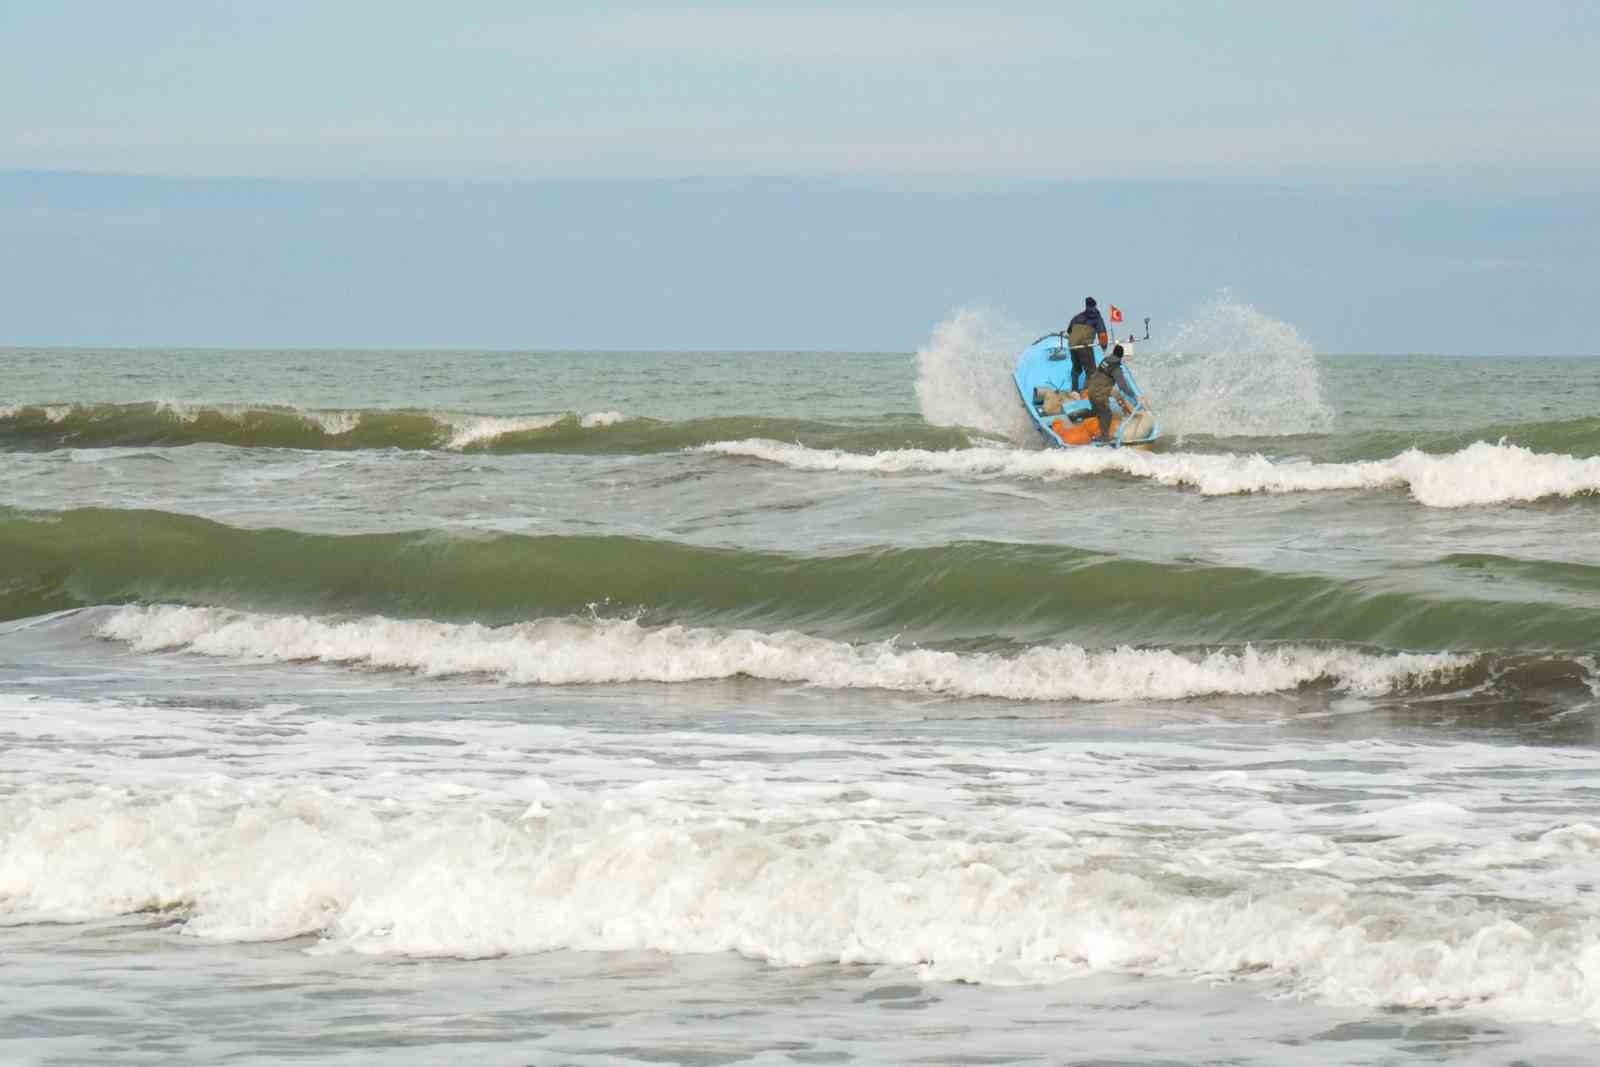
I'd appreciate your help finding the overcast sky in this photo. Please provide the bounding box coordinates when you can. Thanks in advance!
[6,1,1598,180]
[2,2,1596,352]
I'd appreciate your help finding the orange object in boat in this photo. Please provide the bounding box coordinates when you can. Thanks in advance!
[1052,416,1117,445]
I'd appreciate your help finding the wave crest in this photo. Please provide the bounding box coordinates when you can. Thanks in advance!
[702,438,1600,507]
[97,604,1473,701]
[0,402,968,455]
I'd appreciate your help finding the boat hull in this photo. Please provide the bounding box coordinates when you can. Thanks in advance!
[1012,334,1160,449]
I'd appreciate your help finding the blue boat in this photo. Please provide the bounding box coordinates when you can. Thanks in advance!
[1012,331,1160,449]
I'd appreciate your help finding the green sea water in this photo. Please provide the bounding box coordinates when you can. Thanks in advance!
[4,307,1600,1064]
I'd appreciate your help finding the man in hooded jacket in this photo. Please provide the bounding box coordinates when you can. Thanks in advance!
[1065,297,1109,394]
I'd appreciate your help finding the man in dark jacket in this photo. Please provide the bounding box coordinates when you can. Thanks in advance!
[1084,344,1140,443]
[1065,297,1108,393]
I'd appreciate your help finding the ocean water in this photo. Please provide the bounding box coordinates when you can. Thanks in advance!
[3,303,1600,1065]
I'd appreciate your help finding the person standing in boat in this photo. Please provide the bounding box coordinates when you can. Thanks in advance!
[1085,343,1139,444]
[1065,297,1109,395]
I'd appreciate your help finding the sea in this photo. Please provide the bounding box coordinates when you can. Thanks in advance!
[3,301,1600,1066]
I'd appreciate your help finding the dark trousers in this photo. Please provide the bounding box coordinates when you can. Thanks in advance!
[1088,393,1115,442]
[1069,347,1096,392]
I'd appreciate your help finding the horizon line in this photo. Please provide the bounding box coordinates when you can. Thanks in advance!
[7,167,1595,195]
[3,344,1590,360]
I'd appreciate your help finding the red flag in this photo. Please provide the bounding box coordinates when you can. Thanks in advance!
[1109,304,1124,323]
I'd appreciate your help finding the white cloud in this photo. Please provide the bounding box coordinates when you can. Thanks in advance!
[457,9,1067,64]
[9,110,1599,182]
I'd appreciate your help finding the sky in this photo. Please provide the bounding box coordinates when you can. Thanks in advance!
[2,1,1597,352]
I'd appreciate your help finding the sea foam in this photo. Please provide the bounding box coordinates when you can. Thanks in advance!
[442,414,568,449]
[2,773,1597,1024]
[5,689,1600,1025]
[304,409,361,436]
[700,438,1600,508]
[96,605,1471,701]
[442,411,634,448]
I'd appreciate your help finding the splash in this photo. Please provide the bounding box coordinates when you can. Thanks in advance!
[914,299,1331,444]
[1136,295,1333,437]
[913,308,1036,444]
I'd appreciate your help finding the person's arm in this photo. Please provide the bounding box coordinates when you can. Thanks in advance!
[1093,309,1109,350]
[1112,364,1138,403]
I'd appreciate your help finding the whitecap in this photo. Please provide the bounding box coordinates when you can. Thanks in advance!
[96,605,1474,702]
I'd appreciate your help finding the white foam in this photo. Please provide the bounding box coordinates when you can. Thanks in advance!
[1401,439,1600,506]
[153,399,204,424]
[6,685,1600,1025]
[443,410,633,446]
[95,605,1471,701]
[913,308,1037,444]
[303,409,361,436]
[699,438,1600,508]
[441,413,566,449]
[1136,294,1335,437]
[2,767,1598,1025]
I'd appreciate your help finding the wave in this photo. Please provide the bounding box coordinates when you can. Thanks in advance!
[6,508,1600,649]
[702,438,1600,508]
[95,603,1476,702]
[1181,415,1600,464]
[7,400,1598,476]
[1333,416,1600,462]
[6,771,1600,1024]
[0,401,973,454]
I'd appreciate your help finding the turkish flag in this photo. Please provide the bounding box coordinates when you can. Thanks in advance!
[1109,304,1124,323]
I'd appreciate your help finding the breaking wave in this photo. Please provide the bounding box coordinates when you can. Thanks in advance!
[95,603,1474,702]
[702,438,1600,508]
[0,402,972,454]
[7,508,1600,649]
[3,742,1599,1024]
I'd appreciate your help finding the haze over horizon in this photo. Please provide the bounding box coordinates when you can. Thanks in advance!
[3,2,1596,354]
